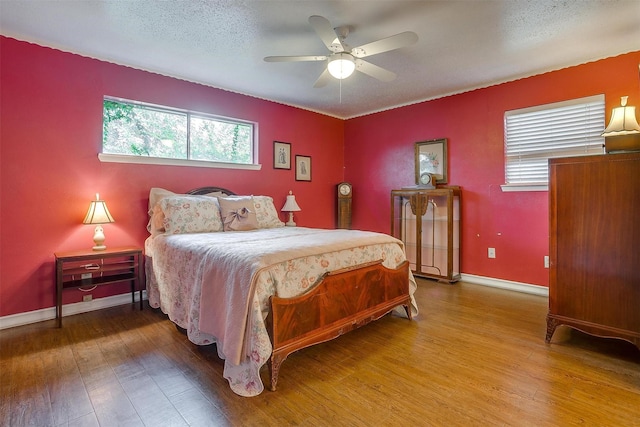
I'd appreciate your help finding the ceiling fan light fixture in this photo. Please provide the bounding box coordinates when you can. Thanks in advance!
[328,53,355,79]
[265,16,416,87]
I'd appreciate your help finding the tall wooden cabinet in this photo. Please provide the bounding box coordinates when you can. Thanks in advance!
[547,152,640,350]
[391,186,461,282]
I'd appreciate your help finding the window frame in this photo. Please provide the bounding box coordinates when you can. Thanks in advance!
[99,96,261,170]
[502,94,605,192]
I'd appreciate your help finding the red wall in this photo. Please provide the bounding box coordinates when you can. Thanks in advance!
[2,35,639,319]
[345,51,640,286]
[0,37,344,317]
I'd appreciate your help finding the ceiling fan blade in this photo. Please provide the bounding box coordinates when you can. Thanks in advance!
[313,68,332,88]
[355,59,396,82]
[351,31,418,58]
[264,55,327,62]
[309,15,345,52]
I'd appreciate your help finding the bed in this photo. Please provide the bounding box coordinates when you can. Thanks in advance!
[145,186,418,396]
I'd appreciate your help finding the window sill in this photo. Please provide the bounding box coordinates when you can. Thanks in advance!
[500,183,548,192]
[98,153,262,170]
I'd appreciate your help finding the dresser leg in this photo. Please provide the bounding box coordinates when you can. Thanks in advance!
[545,314,558,343]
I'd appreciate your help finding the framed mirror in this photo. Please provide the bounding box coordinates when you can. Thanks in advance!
[415,138,448,185]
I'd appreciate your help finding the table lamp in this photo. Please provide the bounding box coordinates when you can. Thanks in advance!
[281,190,301,226]
[83,193,115,250]
[602,96,640,152]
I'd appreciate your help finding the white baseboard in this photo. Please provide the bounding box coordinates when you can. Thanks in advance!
[0,292,146,331]
[460,273,549,297]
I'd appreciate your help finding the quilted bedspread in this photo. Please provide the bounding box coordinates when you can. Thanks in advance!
[145,227,417,396]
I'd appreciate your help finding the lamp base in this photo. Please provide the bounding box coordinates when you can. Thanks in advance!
[285,212,297,227]
[92,225,107,251]
[605,134,640,153]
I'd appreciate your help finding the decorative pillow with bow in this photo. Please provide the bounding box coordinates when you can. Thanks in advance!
[217,196,259,231]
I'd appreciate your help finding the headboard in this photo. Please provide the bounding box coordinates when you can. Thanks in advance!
[186,186,236,196]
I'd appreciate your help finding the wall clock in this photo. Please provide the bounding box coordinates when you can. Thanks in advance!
[337,182,352,229]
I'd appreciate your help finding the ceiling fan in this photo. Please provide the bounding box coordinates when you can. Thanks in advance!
[264,15,418,88]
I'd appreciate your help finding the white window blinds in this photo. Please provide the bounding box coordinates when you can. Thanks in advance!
[504,95,605,185]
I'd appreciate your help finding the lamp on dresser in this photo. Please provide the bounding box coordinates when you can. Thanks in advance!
[602,96,640,152]
[83,193,115,250]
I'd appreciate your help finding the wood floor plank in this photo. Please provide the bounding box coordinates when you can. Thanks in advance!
[168,387,229,426]
[43,345,94,425]
[8,354,54,427]
[88,383,143,427]
[0,352,14,423]
[2,278,639,426]
[71,334,143,426]
[67,411,101,427]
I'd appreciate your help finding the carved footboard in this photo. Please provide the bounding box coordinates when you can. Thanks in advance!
[265,260,412,391]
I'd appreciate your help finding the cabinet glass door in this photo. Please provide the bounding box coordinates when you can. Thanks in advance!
[421,194,449,277]
[391,187,460,282]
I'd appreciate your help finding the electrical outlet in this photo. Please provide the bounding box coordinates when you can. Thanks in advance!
[81,272,92,286]
[544,256,550,268]
[488,248,496,258]
[83,294,92,302]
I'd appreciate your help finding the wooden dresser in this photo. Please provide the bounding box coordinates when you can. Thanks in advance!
[547,152,640,350]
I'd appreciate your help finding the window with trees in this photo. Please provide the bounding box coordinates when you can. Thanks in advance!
[102,97,256,166]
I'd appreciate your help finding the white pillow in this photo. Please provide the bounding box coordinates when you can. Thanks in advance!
[160,195,224,234]
[148,187,177,213]
[147,188,178,234]
[253,196,285,228]
[148,203,167,235]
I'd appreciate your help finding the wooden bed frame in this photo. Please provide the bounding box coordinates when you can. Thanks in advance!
[186,187,413,391]
[266,260,411,391]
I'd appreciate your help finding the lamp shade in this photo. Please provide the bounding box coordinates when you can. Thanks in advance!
[83,194,115,224]
[602,96,640,137]
[328,53,356,79]
[281,191,301,212]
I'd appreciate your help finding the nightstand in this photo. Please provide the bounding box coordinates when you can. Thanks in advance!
[55,246,143,327]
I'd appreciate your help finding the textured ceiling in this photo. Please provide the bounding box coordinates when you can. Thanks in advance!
[1,0,639,119]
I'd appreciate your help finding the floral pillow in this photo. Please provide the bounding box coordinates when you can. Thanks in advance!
[147,188,179,234]
[217,196,259,231]
[253,196,285,228]
[160,195,224,234]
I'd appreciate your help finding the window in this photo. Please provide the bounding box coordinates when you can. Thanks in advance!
[503,95,605,190]
[101,97,258,169]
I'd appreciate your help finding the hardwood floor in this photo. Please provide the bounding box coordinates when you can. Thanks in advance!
[1,279,639,426]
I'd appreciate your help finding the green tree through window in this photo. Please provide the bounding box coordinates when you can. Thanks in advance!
[102,98,254,164]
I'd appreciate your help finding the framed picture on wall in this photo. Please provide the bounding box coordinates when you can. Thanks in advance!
[295,155,311,181]
[415,138,448,184]
[273,141,291,169]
